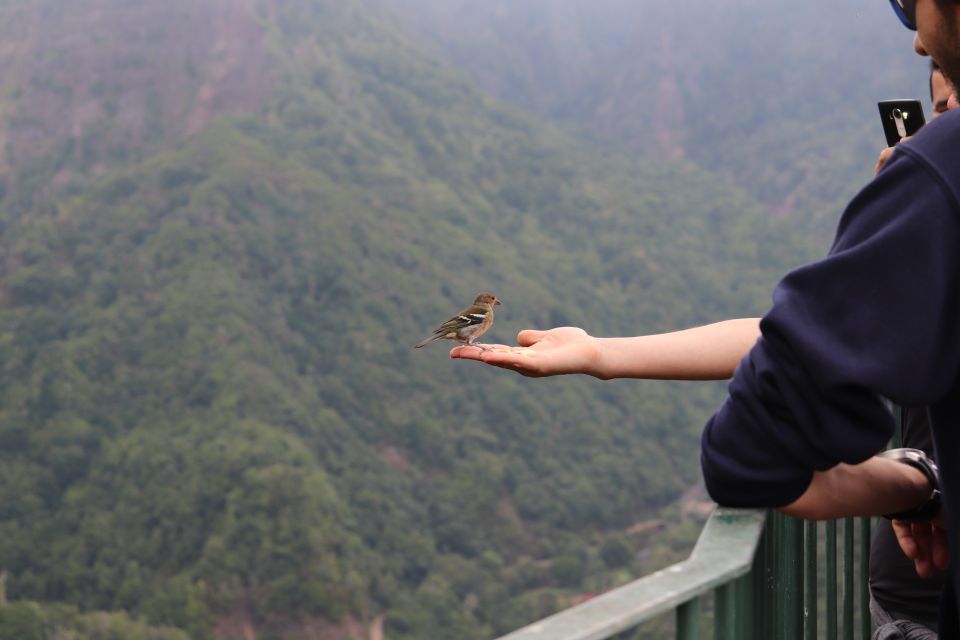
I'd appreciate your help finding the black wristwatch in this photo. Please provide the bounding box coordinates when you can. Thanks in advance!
[879,448,942,522]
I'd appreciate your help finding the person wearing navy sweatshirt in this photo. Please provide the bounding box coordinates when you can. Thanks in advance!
[702,1,960,634]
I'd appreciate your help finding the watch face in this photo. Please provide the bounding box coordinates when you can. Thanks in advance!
[878,447,939,479]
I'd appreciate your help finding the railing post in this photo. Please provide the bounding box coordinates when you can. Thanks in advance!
[716,571,755,640]
[842,517,855,639]
[777,513,804,640]
[736,570,755,639]
[804,520,818,640]
[677,598,700,640]
[715,582,733,640]
[754,510,774,638]
[859,517,872,639]
[826,518,838,640]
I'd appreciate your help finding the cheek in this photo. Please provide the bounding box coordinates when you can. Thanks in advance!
[914,1,947,57]
[915,2,960,64]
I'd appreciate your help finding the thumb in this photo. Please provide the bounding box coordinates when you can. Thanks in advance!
[517,329,548,346]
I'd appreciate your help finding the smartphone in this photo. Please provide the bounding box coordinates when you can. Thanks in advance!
[878,99,925,147]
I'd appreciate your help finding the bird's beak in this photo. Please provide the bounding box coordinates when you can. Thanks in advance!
[494,299,502,306]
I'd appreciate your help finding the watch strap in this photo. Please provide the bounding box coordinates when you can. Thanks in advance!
[879,448,941,522]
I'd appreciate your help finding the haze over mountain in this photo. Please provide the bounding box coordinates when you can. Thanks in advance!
[0,1,915,639]
[387,0,929,241]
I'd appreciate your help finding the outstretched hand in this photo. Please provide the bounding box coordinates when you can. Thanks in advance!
[892,517,949,577]
[450,327,603,378]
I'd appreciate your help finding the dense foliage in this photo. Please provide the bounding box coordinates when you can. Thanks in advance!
[0,0,836,638]
[0,598,189,640]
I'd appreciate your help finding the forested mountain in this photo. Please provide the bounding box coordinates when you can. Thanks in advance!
[385,0,930,244]
[0,1,861,639]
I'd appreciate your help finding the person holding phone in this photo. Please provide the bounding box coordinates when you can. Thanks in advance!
[868,60,954,640]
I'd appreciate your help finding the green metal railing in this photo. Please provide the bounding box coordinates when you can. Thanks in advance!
[495,509,872,640]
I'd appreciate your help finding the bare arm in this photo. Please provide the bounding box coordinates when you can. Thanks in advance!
[780,457,948,575]
[595,318,761,380]
[779,457,931,520]
[451,318,761,380]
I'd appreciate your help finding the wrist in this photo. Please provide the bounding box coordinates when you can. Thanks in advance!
[589,336,612,379]
[879,448,941,522]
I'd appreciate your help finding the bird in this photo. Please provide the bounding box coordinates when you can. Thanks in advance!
[415,292,501,349]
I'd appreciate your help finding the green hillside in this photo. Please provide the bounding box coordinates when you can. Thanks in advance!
[0,1,808,638]
[0,0,272,216]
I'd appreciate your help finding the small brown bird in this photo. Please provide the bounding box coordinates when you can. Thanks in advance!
[415,292,501,349]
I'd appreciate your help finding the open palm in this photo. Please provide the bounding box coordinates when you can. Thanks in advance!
[449,326,602,378]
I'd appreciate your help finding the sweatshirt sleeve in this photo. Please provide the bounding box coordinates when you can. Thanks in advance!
[702,147,960,507]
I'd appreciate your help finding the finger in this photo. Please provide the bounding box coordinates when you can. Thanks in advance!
[892,520,919,559]
[450,345,484,360]
[492,358,544,378]
[875,147,895,175]
[517,329,547,347]
[933,526,950,570]
[477,349,541,371]
[479,358,541,377]
[447,344,542,374]
[911,524,934,578]
[449,344,512,360]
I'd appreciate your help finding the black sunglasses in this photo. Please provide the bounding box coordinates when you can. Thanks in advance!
[889,0,917,31]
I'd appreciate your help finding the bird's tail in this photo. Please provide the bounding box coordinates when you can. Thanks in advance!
[414,334,441,348]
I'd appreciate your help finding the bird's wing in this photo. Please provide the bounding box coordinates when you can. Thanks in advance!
[434,308,487,334]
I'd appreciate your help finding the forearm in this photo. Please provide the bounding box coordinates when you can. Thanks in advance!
[594,318,761,380]
[779,457,930,521]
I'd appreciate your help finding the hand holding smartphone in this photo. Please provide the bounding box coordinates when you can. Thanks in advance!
[878,99,926,147]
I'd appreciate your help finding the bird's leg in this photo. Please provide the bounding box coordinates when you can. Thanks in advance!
[466,339,491,352]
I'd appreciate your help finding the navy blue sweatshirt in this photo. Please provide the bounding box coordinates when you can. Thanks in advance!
[701,107,960,633]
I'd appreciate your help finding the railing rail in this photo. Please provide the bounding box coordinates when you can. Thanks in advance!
[495,509,872,640]
[495,508,765,640]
